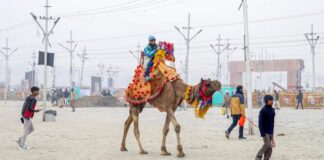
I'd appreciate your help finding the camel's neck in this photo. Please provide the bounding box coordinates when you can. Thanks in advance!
[172,79,198,100]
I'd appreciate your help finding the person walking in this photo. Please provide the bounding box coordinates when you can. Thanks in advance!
[257,91,263,108]
[51,89,58,106]
[273,90,280,110]
[17,86,42,149]
[63,88,69,107]
[225,85,247,140]
[296,89,304,109]
[223,91,231,119]
[70,88,76,112]
[255,95,276,160]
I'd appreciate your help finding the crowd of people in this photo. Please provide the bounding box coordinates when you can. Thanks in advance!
[255,89,305,110]
[48,88,76,111]
[255,89,280,109]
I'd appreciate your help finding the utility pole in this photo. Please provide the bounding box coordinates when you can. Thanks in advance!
[106,65,119,88]
[8,67,11,91]
[58,30,78,89]
[239,0,254,135]
[78,47,88,89]
[210,34,229,81]
[305,24,320,90]
[30,0,60,121]
[98,62,105,86]
[129,42,141,64]
[175,13,203,110]
[225,39,237,84]
[0,38,18,104]
[98,62,105,77]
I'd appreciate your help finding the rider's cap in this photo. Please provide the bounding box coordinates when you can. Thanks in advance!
[148,35,156,41]
[264,95,274,103]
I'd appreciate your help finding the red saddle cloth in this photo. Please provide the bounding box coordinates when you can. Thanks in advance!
[125,62,179,106]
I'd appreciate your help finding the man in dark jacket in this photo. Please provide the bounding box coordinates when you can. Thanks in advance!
[225,85,247,140]
[17,86,42,149]
[296,89,304,109]
[256,95,276,160]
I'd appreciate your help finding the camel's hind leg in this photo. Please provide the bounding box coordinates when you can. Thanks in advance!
[160,114,171,156]
[121,112,133,151]
[166,108,185,158]
[131,106,148,154]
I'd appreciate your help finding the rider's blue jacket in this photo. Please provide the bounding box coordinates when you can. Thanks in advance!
[144,44,158,58]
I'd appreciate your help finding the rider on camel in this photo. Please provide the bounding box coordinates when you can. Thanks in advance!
[144,35,158,81]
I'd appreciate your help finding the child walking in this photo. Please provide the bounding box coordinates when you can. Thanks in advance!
[256,95,276,160]
[17,86,42,149]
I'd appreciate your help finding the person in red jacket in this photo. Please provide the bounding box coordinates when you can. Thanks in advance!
[17,86,42,149]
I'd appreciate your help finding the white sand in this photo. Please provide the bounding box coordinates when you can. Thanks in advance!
[0,101,323,160]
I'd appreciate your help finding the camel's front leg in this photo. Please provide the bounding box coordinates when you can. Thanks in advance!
[121,113,132,151]
[161,114,171,156]
[131,107,148,154]
[166,109,185,158]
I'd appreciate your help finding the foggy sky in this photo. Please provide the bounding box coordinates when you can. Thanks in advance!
[1,0,324,89]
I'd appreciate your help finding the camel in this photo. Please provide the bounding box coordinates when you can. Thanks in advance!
[120,78,221,157]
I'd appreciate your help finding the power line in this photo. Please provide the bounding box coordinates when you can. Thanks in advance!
[196,10,324,28]
[0,21,33,32]
[61,0,167,18]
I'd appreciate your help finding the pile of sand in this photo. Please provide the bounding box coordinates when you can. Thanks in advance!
[74,96,126,107]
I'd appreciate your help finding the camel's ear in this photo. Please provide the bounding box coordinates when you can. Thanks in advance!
[200,78,204,83]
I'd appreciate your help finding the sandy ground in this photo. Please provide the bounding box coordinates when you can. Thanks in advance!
[0,101,323,160]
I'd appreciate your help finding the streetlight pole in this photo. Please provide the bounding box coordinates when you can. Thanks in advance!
[239,0,254,135]
[30,0,60,121]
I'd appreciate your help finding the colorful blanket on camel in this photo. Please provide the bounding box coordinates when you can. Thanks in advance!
[125,61,179,106]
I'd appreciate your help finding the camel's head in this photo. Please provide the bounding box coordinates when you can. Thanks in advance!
[199,78,222,97]
[190,78,221,119]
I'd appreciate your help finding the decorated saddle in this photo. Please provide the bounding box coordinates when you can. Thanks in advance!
[125,42,179,105]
